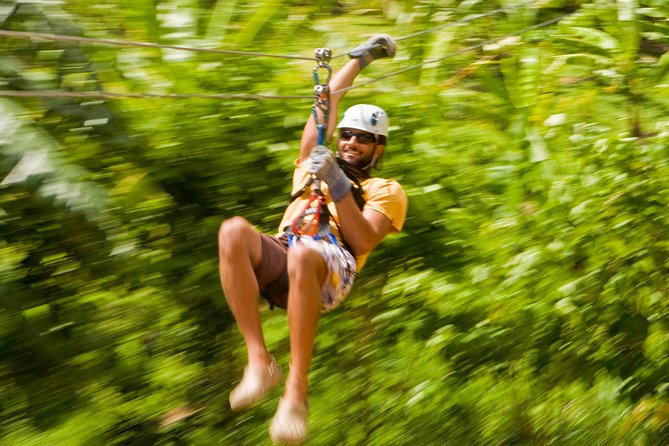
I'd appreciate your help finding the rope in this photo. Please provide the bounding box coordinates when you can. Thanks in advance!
[0,90,312,100]
[0,29,317,61]
[0,10,573,101]
[332,12,574,96]
[3,1,540,61]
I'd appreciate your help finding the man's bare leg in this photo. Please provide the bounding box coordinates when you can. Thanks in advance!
[269,244,326,443]
[285,244,326,402]
[218,216,271,367]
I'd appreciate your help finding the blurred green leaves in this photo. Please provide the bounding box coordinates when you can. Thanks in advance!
[2,0,669,445]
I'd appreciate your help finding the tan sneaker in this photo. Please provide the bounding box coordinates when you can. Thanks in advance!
[229,357,282,411]
[268,397,309,445]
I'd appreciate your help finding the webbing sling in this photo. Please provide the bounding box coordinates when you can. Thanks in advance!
[287,159,367,256]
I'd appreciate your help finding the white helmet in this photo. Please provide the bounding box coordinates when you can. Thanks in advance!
[337,104,389,137]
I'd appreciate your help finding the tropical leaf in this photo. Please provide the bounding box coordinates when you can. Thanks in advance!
[3,1,669,445]
[232,0,284,46]
[651,50,669,84]
[205,0,238,43]
[558,26,620,52]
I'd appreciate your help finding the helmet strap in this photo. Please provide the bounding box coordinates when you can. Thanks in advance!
[360,146,380,172]
[369,150,379,169]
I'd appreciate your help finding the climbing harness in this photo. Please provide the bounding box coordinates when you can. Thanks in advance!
[287,157,366,255]
[288,48,343,249]
[287,47,379,255]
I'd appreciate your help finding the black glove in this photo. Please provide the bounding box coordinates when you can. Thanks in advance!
[348,34,396,68]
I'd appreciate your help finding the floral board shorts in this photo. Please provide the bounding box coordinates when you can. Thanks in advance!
[256,234,357,312]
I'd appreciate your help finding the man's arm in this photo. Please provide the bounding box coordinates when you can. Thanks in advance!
[308,147,397,255]
[300,34,396,162]
[299,59,362,163]
[334,194,393,257]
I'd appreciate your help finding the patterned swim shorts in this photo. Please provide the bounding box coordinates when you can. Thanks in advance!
[288,234,357,312]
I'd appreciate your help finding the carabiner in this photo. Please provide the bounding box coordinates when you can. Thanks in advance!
[314,47,332,63]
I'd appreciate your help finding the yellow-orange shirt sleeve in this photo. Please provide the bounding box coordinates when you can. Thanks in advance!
[362,178,408,233]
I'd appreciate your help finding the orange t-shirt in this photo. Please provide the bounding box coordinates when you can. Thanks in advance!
[277,159,408,270]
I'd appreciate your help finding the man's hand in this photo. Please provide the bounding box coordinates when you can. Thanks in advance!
[309,146,351,202]
[348,34,396,69]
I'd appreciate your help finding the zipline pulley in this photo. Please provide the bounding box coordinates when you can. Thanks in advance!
[289,47,335,240]
[311,48,332,147]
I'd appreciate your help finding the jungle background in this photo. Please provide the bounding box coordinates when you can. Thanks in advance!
[2,0,669,444]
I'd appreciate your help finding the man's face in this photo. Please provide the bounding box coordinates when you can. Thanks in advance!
[337,128,384,168]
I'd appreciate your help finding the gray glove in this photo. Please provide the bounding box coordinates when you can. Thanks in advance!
[309,146,351,202]
[348,34,396,69]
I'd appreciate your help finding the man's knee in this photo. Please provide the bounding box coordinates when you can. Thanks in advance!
[218,216,258,258]
[287,244,326,281]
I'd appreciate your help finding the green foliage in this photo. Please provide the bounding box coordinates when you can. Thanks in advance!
[2,0,669,444]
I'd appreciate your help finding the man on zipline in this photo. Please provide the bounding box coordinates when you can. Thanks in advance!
[218,34,407,444]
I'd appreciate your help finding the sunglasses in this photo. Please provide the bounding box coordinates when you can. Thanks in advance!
[339,129,376,144]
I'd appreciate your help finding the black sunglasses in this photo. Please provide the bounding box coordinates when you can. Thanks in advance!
[339,129,376,144]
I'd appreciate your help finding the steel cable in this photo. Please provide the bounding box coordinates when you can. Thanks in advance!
[1,1,540,61]
[0,90,312,100]
[0,29,317,61]
[0,6,573,101]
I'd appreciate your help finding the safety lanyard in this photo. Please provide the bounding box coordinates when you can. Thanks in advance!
[290,48,337,242]
[311,48,331,146]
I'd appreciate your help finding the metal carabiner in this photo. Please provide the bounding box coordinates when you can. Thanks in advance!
[312,64,332,90]
[312,47,332,91]
[311,49,332,146]
[313,84,330,101]
[314,47,332,63]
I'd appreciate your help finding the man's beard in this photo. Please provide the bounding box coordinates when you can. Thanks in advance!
[338,147,375,172]
[336,154,371,181]
[351,152,374,169]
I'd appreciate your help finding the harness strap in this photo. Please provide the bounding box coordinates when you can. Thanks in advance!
[288,48,369,254]
[337,158,367,211]
[289,161,366,210]
[288,173,365,256]
[290,185,328,238]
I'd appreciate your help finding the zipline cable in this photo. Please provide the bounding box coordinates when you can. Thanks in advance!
[0,29,317,61]
[332,12,574,95]
[1,1,540,61]
[0,11,573,101]
[0,90,312,100]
